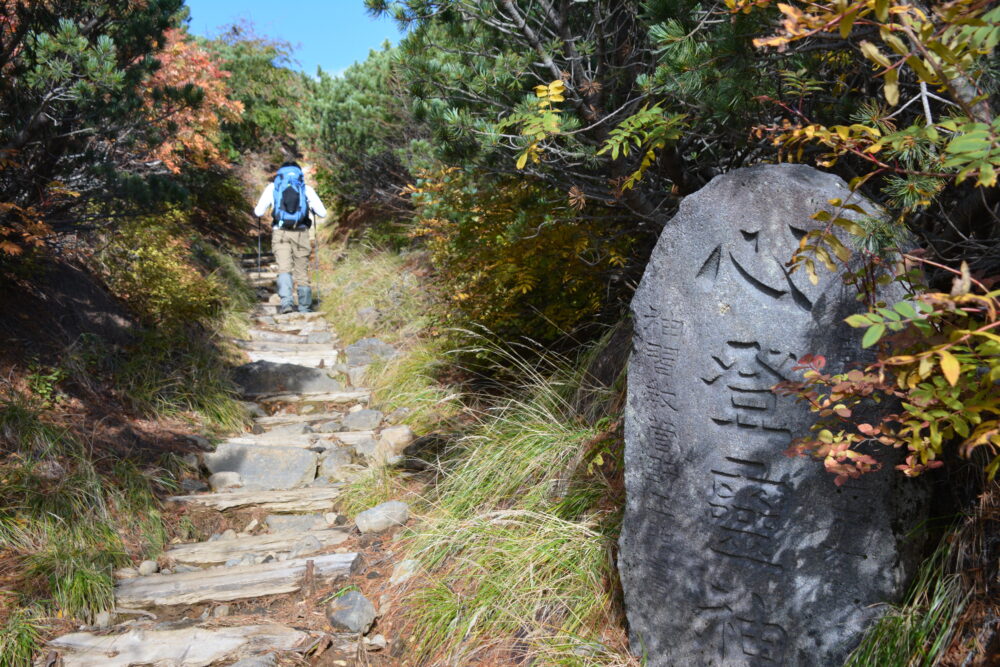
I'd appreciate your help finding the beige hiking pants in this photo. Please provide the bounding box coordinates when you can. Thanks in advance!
[272,228,312,287]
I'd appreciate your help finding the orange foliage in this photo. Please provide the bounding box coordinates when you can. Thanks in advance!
[144,28,244,172]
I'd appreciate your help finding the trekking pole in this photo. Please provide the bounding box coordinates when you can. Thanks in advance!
[312,221,321,302]
[256,216,262,277]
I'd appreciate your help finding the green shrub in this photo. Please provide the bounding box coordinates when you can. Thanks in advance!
[97,210,226,328]
[407,167,632,342]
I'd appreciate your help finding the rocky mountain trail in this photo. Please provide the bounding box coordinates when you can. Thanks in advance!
[42,254,419,666]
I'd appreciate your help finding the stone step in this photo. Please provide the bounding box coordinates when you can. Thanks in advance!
[232,361,346,400]
[166,528,350,566]
[116,552,359,607]
[254,412,352,427]
[49,623,309,667]
[245,353,340,368]
[236,341,337,353]
[246,329,318,344]
[252,321,331,334]
[226,431,375,449]
[256,390,370,405]
[168,487,342,512]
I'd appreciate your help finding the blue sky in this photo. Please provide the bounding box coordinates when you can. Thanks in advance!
[184,0,402,76]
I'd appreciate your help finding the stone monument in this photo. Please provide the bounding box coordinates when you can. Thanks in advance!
[621,164,925,666]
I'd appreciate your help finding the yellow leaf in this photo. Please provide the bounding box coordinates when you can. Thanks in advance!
[882,33,910,56]
[884,68,899,106]
[516,150,530,170]
[939,350,960,386]
[860,41,892,69]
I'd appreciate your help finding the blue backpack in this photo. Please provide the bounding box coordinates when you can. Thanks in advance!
[272,165,309,228]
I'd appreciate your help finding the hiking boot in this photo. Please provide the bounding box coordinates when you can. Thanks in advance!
[297,286,313,313]
[279,303,294,314]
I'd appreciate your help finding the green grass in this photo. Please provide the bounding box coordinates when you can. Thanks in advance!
[315,242,432,345]
[0,386,185,647]
[115,328,250,432]
[360,332,632,665]
[368,335,463,433]
[0,604,45,667]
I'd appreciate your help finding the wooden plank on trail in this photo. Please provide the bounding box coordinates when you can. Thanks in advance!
[256,390,369,404]
[167,487,341,512]
[49,623,307,667]
[166,528,350,565]
[115,552,359,607]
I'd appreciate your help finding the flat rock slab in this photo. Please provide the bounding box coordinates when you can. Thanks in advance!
[168,487,342,512]
[116,552,359,607]
[621,164,926,666]
[166,528,349,565]
[49,624,307,667]
[232,361,342,399]
[205,443,318,491]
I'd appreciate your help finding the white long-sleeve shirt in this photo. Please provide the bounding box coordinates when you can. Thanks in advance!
[254,182,328,221]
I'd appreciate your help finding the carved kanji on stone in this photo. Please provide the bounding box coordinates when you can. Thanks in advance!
[620,165,927,666]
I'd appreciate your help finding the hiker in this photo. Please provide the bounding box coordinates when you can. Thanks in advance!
[253,161,328,313]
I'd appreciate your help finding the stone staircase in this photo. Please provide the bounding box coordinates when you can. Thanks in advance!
[44,253,412,666]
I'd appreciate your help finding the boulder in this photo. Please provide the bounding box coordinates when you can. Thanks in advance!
[375,425,415,464]
[320,448,353,480]
[343,409,383,431]
[314,420,343,433]
[348,365,369,388]
[326,591,377,634]
[345,338,397,368]
[621,164,927,666]
[355,501,409,534]
[389,559,419,586]
[232,360,342,399]
[208,471,242,492]
[351,435,378,460]
[204,443,318,491]
[138,560,159,576]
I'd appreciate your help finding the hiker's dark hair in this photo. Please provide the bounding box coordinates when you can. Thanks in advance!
[279,160,301,170]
